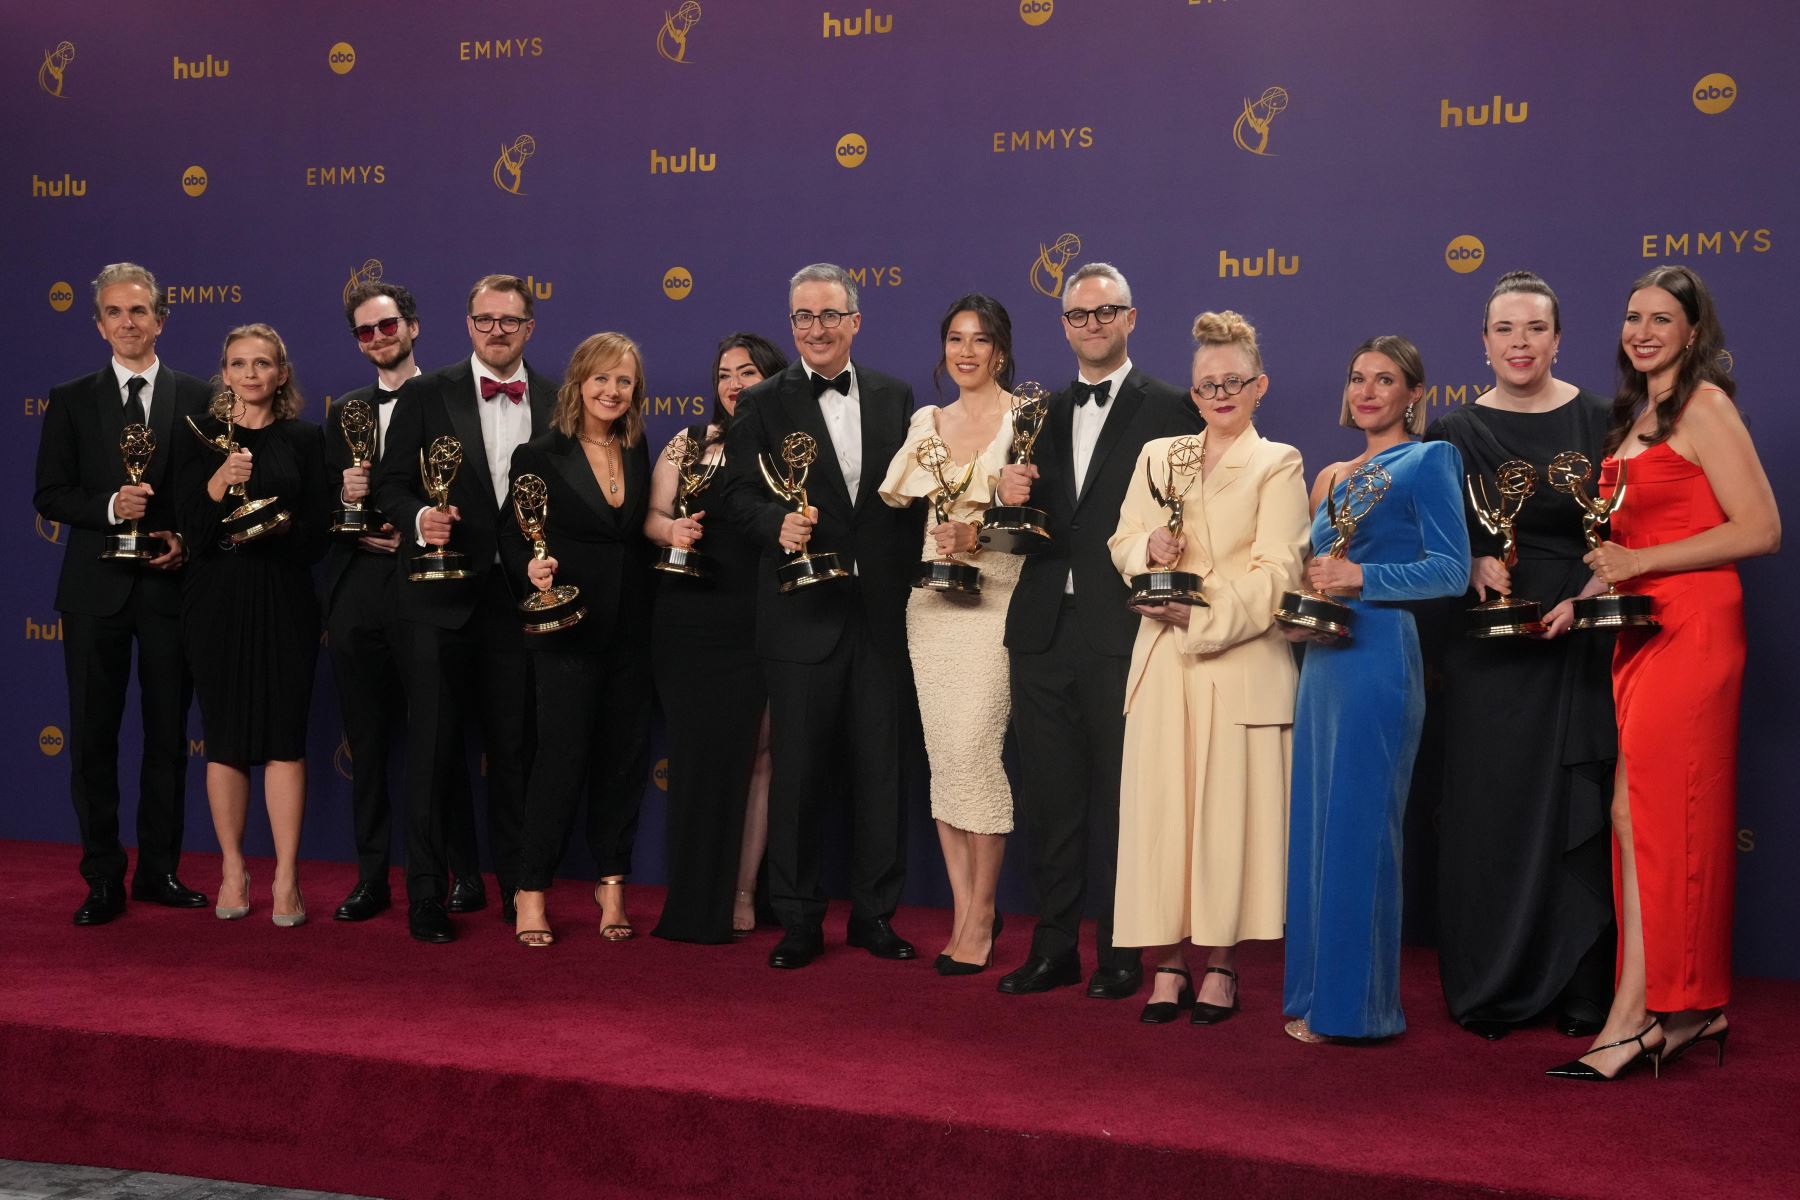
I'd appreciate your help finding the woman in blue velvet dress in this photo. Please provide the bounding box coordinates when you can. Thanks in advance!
[1282,335,1470,1043]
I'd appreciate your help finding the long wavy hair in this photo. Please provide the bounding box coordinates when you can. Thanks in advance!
[217,323,304,419]
[704,332,788,444]
[552,332,645,447]
[1605,264,1735,457]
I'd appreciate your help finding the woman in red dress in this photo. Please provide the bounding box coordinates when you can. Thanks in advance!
[1547,265,1779,1081]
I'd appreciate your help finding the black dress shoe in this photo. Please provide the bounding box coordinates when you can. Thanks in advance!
[846,915,916,960]
[1191,965,1241,1025]
[1140,967,1196,1024]
[1465,1019,1512,1041]
[1558,1012,1605,1039]
[997,953,1081,994]
[768,928,824,969]
[446,876,487,914]
[73,880,126,926]
[130,873,208,907]
[1086,965,1143,1000]
[334,881,392,922]
[408,898,456,943]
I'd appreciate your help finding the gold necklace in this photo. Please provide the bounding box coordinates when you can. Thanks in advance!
[579,430,620,494]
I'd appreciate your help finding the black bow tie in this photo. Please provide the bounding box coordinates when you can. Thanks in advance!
[1073,379,1112,407]
[372,386,398,405]
[810,369,852,399]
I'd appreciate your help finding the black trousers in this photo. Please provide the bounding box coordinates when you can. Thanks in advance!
[761,602,909,934]
[326,553,410,886]
[1008,598,1140,971]
[400,571,530,904]
[62,590,192,886]
[516,638,653,891]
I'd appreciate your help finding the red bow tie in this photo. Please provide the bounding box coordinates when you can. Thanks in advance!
[480,377,526,404]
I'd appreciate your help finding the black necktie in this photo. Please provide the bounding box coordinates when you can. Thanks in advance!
[372,386,398,405]
[1072,379,1111,407]
[811,369,851,399]
[124,376,147,426]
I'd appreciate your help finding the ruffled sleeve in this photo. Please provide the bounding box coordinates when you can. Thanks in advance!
[878,405,1012,519]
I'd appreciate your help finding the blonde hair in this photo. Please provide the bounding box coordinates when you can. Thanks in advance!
[552,332,645,447]
[218,323,303,419]
[1191,310,1263,374]
[1339,334,1427,436]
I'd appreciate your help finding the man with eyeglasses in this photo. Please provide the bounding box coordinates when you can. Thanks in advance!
[373,274,555,943]
[995,261,1202,999]
[720,262,925,969]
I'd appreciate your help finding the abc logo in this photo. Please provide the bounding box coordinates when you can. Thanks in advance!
[662,266,694,300]
[1444,234,1486,274]
[1019,0,1054,24]
[328,42,356,75]
[47,281,75,312]
[835,132,868,168]
[653,757,669,791]
[39,725,65,756]
[1692,72,1737,115]
[182,165,208,197]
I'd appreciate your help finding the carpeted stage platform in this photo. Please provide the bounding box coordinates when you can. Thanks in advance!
[1,840,1794,1200]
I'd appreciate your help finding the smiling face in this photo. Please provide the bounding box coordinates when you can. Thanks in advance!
[1344,351,1419,435]
[1483,292,1559,392]
[1191,343,1265,439]
[942,309,1001,392]
[466,286,534,376]
[95,282,164,369]
[1621,285,1694,379]
[352,294,418,372]
[789,279,859,376]
[222,335,287,409]
[1061,274,1135,377]
[581,350,639,433]
[715,346,765,417]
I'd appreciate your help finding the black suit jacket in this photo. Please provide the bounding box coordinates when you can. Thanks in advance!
[1004,366,1202,658]
[372,359,556,628]
[719,361,923,664]
[34,363,212,617]
[498,430,653,651]
[319,384,403,619]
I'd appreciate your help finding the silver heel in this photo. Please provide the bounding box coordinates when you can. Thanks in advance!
[215,871,250,920]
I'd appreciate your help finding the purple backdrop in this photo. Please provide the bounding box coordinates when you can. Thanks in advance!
[6,1,1795,977]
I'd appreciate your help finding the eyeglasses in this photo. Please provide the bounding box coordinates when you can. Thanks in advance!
[470,314,527,334]
[1193,374,1263,401]
[352,317,404,343]
[1062,304,1129,328]
[789,310,854,330]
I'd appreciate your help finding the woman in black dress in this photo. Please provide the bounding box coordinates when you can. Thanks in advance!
[176,323,329,926]
[1423,271,1616,1039]
[504,332,654,946]
[648,333,788,944]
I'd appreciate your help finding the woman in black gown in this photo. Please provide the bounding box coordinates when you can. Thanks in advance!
[649,333,788,944]
[177,323,329,927]
[1423,271,1616,1039]
[504,332,655,946]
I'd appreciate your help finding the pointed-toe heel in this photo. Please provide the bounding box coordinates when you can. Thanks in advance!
[1663,1011,1729,1069]
[214,871,251,921]
[1546,1018,1663,1082]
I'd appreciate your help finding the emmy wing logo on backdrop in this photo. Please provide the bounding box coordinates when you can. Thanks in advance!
[657,3,702,62]
[36,515,67,545]
[47,282,74,312]
[328,42,356,74]
[1693,72,1737,114]
[1232,87,1288,155]
[1445,234,1486,274]
[494,135,535,194]
[334,735,354,781]
[344,259,384,305]
[38,41,74,97]
[1717,348,1735,374]
[1030,233,1081,300]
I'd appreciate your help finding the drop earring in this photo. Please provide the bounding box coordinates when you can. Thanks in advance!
[1404,402,1416,427]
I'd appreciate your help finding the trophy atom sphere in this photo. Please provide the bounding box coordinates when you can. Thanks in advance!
[781,431,819,471]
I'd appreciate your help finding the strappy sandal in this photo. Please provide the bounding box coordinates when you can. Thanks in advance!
[595,877,634,941]
[512,890,554,947]
[1285,1018,1332,1044]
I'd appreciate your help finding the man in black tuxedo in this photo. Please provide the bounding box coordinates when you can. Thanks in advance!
[34,263,210,924]
[720,263,924,969]
[372,274,555,942]
[994,262,1203,998]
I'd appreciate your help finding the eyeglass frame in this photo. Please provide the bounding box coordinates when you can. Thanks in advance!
[1061,304,1130,328]
[1192,373,1265,401]
[789,309,857,330]
[469,314,529,334]
[352,316,406,343]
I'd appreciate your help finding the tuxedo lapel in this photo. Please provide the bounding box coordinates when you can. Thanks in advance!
[777,368,851,515]
[854,372,905,516]
[95,369,127,462]
[526,365,555,437]
[144,369,179,488]
[1202,424,1258,501]
[1049,393,1078,515]
[546,431,609,519]
[1075,374,1142,512]
[441,364,490,491]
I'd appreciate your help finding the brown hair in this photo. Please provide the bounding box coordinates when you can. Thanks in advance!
[1339,334,1426,436]
[1191,310,1263,373]
[1605,264,1736,457]
[218,323,303,419]
[467,273,534,319]
[552,332,645,447]
[91,262,168,319]
[1483,269,1561,332]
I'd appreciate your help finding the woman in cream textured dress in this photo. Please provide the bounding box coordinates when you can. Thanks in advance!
[1108,312,1310,1024]
[879,293,1022,975]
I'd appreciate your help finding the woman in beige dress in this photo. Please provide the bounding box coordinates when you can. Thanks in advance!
[1108,311,1310,1024]
[879,293,1022,975]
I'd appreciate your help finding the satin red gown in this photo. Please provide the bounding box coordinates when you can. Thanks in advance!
[1600,442,1743,1011]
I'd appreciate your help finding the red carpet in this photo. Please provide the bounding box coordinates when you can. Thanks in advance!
[1,839,1794,1200]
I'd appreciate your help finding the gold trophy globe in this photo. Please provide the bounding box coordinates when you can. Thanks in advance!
[1464,459,1547,637]
[759,432,848,593]
[1548,451,1658,631]
[330,397,380,536]
[912,435,981,594]
[409,435,472,581]
[1275,461,1392,641]
[511,473,585,633]
[978,381,1053,554]
[653,431,719,580]
[185,389,290,544]
[1127,435,1209,608]
[100,423,163,560]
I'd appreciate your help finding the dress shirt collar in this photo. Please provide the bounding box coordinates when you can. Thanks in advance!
[470,353,528,391]
[110,357,161,396]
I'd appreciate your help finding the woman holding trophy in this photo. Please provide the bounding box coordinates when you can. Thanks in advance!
[1547,266,1778,1081]
[1280,335,1469,1043]
[877,294,1022,974]
[502,333,654,947]
[649,332,788,944]
[175,324,330,926]
[1423,271,1618,1042]
[1107,312,1309,1025]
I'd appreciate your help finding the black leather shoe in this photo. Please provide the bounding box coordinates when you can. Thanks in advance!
[1086,965,1143,1000]
[1465,1019,1512,1041]
[997,953,1081,994]
[845,916,916,960]
[1558,1013,1605,1039]
[768,928,824,969]
[1190,965,1241,1025]
[1140,967,1196,1024]
[73,880,126,926]
[334,881,392,922]
[130,873,208,907]
[408,898,456,943]
[446,876,487,914]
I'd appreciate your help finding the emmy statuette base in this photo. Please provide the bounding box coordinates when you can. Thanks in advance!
[776,551,848,594]
[1572,591,1658,631]
[222,497,291,546]
[1127,571,1208,608]
[1275,590,1352,641]
[654,546,714,580]
[914,559,982,595]
[329,503,377,537]
[409,548,472,582]
[977,506,1052,555]
[1466,596,1547,639]
[100,531,164,561]
[520,584,585,635]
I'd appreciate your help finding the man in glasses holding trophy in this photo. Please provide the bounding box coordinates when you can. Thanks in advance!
[719,263,925,970]
[373,274,555,943]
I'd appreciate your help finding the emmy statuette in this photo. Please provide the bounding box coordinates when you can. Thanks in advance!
[408,435,473,581]
[184,389,290,545]
[100,423,164,560]
[758,432,848,593]
[1275,461,1393,641]
[1126,435,1209,608]
[653,430,719,580]
[511,473,585,633]
[912,435,982,594]
[1547,451,1658,631]
[1464,459,1547,637]
[330,396,380,536]
[978,381,1053,554]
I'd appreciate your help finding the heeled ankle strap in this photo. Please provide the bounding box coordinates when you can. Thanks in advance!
[1594,1018,1662,1054]
[1155,966,1192,982]
[1204,966,1238,981]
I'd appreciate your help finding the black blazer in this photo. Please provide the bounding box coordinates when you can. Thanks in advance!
[371,359,556,628]
[498,430,653,651]
[34,363,212,617]
[1004,366,1202,658]
[719,360,923,664]
[318,384,402,618]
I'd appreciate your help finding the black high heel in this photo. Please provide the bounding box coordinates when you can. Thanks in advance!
[1663,1011,1729,1069]
[1191,965,1240,1025]
[1546,1018,1663,1081]
[1140,967,1196,1024]
[938,913,1004,976]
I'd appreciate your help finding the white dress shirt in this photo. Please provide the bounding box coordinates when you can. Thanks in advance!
[471,355,534,508]
[804,362,863,503]
[372,366,420,456]
[1066,357,1133,593]
[106,357,162,526]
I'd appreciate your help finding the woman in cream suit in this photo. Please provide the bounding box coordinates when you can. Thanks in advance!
[1108,311,1310,1025]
